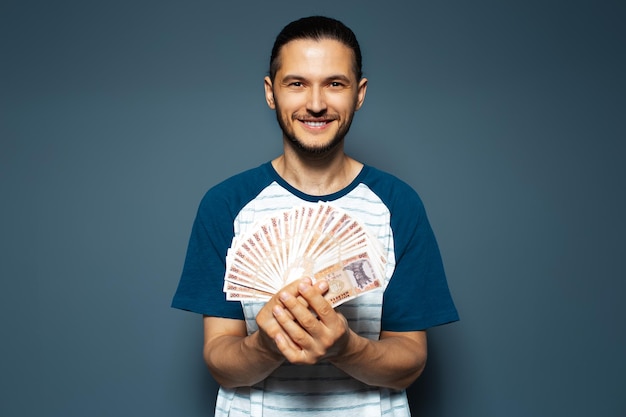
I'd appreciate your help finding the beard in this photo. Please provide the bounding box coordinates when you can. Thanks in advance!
[274,100,356,155]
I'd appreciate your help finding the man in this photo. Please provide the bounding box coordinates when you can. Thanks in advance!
[172,16,458,417]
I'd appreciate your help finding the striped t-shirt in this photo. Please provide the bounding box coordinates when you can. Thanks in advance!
[172,161,459,417]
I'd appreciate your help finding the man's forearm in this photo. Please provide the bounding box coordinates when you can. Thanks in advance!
[269,280,428,390]
[329,330,427,390]
[204,330,285,388]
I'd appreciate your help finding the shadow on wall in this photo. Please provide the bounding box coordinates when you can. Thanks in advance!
[407,327,463,416]
[196,369,219,414]
[407,344,443,416]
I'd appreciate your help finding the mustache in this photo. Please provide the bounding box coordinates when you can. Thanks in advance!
[292,112,339,121]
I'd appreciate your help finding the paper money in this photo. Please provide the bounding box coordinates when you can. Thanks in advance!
[223,202,386,307]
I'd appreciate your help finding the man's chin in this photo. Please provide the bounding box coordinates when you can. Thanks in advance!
[286,134,345,156]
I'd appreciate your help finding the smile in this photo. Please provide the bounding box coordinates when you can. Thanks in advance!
[300,120,332,128]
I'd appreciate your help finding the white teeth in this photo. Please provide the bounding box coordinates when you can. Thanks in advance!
[304,121,326,127]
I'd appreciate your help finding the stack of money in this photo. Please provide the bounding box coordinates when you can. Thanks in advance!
[223,202,386,307]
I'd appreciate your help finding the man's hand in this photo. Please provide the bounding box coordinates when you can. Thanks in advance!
[269,278,352,364]
[203,279,315,388]
[254,278,312,356]
[254,277,427,390]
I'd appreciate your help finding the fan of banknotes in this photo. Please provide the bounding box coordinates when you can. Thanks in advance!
[223,202,386,307]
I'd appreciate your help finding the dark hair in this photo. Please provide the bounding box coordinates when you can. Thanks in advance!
[269,16,363,81]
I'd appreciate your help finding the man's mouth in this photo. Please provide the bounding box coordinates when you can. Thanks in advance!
[302,120,329,128]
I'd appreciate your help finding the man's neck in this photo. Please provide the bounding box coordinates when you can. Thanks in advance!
[272,144,363,197]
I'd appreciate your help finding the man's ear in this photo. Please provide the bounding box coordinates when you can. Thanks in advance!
[264,76,275,109]
[355,77,368,111]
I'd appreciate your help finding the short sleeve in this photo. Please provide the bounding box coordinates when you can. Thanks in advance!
[381,191,459,331]
[171,190,245,319]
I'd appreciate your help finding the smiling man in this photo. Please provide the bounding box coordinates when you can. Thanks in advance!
[172,16,459,417]
[267,36,367,155]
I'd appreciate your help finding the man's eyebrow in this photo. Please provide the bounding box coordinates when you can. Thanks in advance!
[326,74,352,83]
[280,74,305,82]
[280,74,353,83]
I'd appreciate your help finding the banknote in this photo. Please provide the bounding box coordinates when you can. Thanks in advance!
[224,202,386,307]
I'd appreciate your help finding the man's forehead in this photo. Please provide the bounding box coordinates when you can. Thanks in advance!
[275,38,358,77]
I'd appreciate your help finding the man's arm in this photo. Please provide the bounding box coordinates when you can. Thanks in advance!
[202,316,283,388]
[202,279,313,388]
[204,278,427,390]
[271,279,427,390]
[330,330,426,390]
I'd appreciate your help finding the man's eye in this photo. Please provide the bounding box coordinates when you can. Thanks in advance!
[330,82,344,87]
[290,82,302,87]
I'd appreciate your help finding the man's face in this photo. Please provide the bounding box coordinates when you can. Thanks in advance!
[264,38,367,155]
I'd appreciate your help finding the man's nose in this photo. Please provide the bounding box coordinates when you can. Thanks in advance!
[306,87,327,113]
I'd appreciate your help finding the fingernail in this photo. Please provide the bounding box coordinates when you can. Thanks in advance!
[273,305,284,316]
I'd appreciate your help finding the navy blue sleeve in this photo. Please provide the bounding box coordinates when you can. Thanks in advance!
[171,163,276,318]
[382,196,459,331]
[368,170,459,331]
[171,186,245,319]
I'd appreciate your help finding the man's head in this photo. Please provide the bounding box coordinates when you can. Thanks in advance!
[265,16,367,156]
[269,16,363,83]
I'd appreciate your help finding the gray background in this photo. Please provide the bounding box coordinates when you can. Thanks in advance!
[1,0,624,416]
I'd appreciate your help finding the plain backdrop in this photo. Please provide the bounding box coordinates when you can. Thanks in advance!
[1,1,624,416]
